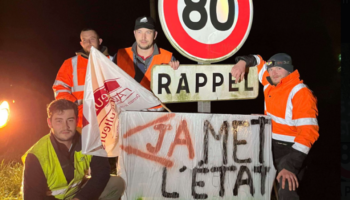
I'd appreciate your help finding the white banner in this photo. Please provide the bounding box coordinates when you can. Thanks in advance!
[118,112,276,200]
[82,47,162,157]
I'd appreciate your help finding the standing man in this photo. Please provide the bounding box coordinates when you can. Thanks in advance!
[52,30,118,174]
[231,53,319,199]
[22,99,125,200]
[114,16,179,111]
[53,29,114,129]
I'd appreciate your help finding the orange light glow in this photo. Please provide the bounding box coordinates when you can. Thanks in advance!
[0,101,10,128]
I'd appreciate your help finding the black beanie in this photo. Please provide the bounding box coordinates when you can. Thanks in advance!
[266,53,294,73]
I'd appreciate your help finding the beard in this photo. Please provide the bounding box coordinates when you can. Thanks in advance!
[137,42,153,50]
[271,78,281,85]
[60,129,74,134]
[84,45,100,54]
[83,47,91,54]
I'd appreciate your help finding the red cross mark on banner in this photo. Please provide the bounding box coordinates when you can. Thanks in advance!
[120,113,195,168]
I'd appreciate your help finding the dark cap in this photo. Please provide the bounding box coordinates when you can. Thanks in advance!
[266,53,294,73]
[134,16,156,30]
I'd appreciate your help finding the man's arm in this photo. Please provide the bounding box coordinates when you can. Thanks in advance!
[53,59,77,102]
[23,154,57,200]
[276,88,319,191]
[280,88,319,172]
[73,156,110,200]
[231,55,269,85]
[169,56,180,70]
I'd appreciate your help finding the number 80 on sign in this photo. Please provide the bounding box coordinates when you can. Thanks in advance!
[158,0,253,63]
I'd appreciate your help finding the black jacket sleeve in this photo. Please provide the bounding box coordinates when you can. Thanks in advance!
[23,154,57,200]
[278,148,307,175]
[74,156,110,200]
[235,55,257,67]
[113,52,117,64]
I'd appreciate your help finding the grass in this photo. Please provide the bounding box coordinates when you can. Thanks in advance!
[0,160,23,200]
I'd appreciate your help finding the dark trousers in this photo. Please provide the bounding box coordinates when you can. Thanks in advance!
[272,140,305,200]
[108,157,118,174]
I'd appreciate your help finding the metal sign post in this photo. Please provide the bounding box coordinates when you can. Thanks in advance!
[198,101,211,113]
[197,62,211,113]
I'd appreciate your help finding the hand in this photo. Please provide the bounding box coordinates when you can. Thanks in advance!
[169,60,180,70]
[231,60,247,83]
[276,169,299,191]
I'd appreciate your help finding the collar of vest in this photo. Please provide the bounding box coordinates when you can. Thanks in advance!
[76,46,109,59]
[267,70,301,86]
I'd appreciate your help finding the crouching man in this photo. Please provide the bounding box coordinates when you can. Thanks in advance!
[22,99,125,200]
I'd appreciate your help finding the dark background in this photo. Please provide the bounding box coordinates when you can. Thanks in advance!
[341,0,350,199]
[0,0,340,199]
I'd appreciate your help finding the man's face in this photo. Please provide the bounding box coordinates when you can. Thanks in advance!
[47,109,77,145]
[134,28,157,50]
[267,66,290,85]
[80,30,102,53]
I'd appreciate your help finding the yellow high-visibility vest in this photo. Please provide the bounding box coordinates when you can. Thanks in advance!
[22,134,92,199]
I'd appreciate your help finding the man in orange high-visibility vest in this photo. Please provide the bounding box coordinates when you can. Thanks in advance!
[53,29,114,129]
[52,29,118,175]
[231,53,319,199]
[114,16,179,111]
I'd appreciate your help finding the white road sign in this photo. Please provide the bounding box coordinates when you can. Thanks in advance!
[151,65,259,103]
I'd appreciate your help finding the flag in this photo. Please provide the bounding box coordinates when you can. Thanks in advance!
[82,47,162,157]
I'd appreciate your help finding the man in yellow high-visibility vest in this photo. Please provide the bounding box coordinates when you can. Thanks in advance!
[22,99,125,200]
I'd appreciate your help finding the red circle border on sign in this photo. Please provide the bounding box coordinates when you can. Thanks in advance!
[163,0,252,61]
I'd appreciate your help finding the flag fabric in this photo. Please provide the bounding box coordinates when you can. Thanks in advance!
[82,47,162,157]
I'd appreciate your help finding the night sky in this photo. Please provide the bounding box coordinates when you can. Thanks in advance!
[0,0,340,199]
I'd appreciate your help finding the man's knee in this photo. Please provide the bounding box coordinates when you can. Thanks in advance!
[278,181,299,200]
[99,175,125,200]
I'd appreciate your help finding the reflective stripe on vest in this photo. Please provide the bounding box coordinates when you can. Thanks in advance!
[272,133,310,154]
[267,112,318,127]
[258,64,267,83]
[54,89,72,97]
[71,56,85,93]
[53,80,72,97]
[292,142,310,154]
[51,181,81,196]
[263,84,269,112]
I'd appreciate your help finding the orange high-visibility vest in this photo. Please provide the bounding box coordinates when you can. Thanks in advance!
[255,55,319,155]
[53,52,113,127]
[116,47,172,91]
[116,47,173,111]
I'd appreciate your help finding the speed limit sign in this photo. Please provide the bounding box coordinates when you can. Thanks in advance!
[158,0,253,63]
